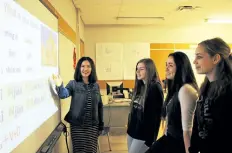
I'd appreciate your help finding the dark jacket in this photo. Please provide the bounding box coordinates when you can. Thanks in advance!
[56,80,104,130]
[127,81,164,146]
[189,81,232,153]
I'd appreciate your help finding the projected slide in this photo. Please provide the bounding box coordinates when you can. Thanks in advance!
[41,24,58,67]
[0,0,59,152]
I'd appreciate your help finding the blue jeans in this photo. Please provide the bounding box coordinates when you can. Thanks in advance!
[127,135,149,153]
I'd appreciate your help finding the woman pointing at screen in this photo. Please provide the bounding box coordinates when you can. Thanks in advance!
[52,56,103,153]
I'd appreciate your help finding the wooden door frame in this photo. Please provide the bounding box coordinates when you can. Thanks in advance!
[80,39,84,57]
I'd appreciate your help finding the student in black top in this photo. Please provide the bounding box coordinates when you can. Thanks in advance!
[189,37,232,153]
[146,52,199,153]
[127,58,164,153]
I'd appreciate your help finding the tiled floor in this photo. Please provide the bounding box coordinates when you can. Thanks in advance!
[98,135,128,153]
[98,121,166,153]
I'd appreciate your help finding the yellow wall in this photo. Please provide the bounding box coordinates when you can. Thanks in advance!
[79,16,85,41]
[47,0,85,55]
[55,33,75,153]
[48,0,77,32]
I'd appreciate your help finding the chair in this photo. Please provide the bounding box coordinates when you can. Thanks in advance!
[98,126,112,153]
[98,100,113,153]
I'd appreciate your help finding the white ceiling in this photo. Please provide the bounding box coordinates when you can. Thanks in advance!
[73,0,232,26]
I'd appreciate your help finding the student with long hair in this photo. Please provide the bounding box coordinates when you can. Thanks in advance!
[127,58,164,153]
[189,38,232,153]
[52,57,103,153]
[146,52,199,153]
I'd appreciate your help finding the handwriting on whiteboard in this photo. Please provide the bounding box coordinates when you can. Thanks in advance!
[0,126,20,150]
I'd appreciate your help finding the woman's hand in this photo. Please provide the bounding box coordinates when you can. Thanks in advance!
[52,74,63,86]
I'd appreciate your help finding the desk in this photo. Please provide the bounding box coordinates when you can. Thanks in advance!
[104,101,130,107]
[103,99,131,135]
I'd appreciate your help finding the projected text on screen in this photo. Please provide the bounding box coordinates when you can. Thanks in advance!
[0,0,59,152]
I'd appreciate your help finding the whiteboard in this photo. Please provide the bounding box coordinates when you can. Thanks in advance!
[175,50,205,87]
[96,43,123,80]
[123,43,150,80]
[0,0,59,152]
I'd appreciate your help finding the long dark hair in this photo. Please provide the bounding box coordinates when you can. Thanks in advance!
[198,37,232,98]
[132,58,160,109]
[74,56,97,83]
[162,52,199,117]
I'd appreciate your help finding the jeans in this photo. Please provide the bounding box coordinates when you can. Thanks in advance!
[127,135,149,153]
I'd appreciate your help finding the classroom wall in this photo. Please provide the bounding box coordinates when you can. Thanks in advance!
[76,9,85,57]
[48,0,77,32]
[78,11,85,41]
[85,24,232,89]
[85,24,232,60]
[48,0,85,58]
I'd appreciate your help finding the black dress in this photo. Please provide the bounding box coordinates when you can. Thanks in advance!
[70,84,98,153]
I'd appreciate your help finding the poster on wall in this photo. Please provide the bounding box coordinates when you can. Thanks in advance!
[123,43,150,80]
[96,43,123,80]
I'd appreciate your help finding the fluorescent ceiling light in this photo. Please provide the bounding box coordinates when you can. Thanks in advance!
[116,17,164,20]
[205,18,232,24]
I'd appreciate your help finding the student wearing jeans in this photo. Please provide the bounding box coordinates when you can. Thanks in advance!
[127,58,164,153]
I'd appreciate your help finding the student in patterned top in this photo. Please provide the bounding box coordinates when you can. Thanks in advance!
[146,52,199,153]
[127,58,164,153]
[189,37,232,153]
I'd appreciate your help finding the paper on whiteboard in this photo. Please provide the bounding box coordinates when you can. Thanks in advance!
[123,43,150,80]
[96,43,123,80]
